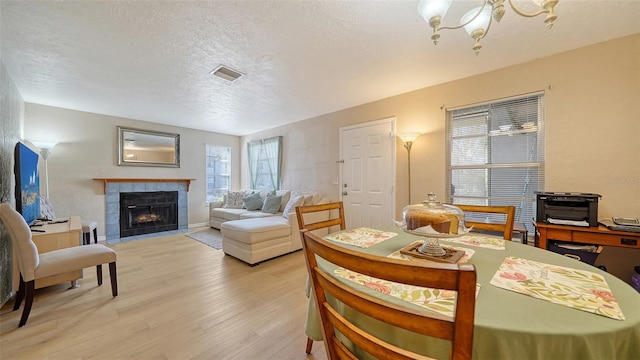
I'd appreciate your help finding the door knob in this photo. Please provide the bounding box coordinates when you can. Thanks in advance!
[342,191,348,196]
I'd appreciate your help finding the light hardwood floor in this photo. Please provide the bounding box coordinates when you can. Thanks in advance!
[0,229,327,360]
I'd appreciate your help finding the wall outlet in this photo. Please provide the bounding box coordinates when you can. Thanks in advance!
[332,177,339,185]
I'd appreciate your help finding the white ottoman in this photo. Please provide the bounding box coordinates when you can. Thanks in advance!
[220,217,293,265]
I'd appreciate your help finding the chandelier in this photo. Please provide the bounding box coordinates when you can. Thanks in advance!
[418,0,559,54]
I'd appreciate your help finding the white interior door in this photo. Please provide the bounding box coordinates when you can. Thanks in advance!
[339,118,395,229]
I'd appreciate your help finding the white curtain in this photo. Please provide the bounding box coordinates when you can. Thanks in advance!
[247,140,261,189]
[247,136,282,190]
[263,136,282,190]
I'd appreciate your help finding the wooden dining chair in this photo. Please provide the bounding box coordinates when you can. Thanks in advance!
[453,204,516,240]
[295,201,346,234]
[300,229,477,360]
[295,201,346,354]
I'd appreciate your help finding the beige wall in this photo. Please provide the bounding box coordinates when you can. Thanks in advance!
[23,105,241,233]
[243,34,640,221]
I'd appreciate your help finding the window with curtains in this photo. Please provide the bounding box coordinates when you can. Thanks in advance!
[205,145,231,202]
[446,93,545,235]
[247,136,282,191]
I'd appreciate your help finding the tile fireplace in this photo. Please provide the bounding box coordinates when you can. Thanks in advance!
[120,191,178,238]
[104,180,188,241]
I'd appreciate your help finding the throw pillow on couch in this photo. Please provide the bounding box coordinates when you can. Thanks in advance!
[261,195,282,214]
[282,195,305,218]
[275,190,291,212]
[223,191,245,209]
[219,189,299,213]
[243,192,263,211]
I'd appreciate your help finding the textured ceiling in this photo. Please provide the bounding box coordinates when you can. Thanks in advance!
[1,0,639,136]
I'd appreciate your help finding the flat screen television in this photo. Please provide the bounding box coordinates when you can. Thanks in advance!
[14,142,41,226]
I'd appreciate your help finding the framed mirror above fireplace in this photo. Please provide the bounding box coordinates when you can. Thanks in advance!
[117,126,180,168]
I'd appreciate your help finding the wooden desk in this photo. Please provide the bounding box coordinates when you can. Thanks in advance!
[535,222,640,250]
[12,216,83,291]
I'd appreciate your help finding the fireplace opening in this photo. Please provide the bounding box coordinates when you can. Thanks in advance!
[120,191,178,238]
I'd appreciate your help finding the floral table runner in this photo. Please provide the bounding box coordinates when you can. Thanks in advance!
[333,268,480,317]
[441,234,505,250]
[324,227,397,248]
[387,240,476,264]
[490,257,625,320]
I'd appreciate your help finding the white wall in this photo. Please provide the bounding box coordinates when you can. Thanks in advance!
[23,105,241,235]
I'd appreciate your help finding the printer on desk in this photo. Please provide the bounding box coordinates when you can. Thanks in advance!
[535,192,601,227]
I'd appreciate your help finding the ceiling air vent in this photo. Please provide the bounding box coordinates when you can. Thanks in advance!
[210,65,244,82]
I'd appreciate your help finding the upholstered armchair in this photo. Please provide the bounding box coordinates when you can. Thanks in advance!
[0,203,118,327]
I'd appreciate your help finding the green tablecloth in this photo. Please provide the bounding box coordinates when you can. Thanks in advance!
[304,228,640,360]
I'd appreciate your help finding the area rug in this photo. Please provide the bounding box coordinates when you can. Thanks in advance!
[186,228,223,250]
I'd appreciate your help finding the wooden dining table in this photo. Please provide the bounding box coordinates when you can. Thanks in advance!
[304,227,640,360]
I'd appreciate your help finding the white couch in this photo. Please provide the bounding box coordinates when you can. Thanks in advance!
[209,190,329,265]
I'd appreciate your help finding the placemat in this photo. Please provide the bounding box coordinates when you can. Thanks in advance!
[441,234,505,250]
[490,257,625,320]
[324,227,397,248]
[334,267,480,318]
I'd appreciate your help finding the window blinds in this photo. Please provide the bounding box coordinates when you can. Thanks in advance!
[446,94,545,234]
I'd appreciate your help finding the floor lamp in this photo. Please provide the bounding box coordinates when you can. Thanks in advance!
[31,141,57,198]
[399,132,421,204]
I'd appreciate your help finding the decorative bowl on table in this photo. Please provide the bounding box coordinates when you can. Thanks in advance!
[394,192,469,263]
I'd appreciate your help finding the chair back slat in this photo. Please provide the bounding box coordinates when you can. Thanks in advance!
[301,229,476,360]
[452,204,516,240]
[296,201,346,232]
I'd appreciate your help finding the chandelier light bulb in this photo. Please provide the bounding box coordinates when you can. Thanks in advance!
[418,0,560,53]
[461,6,492,36]
[418,0,452,22]
[418,0,453,45]
[461,6,491,54]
